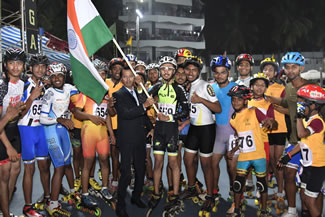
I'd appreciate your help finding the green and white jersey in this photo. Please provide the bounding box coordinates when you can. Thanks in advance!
[149,81,189,122]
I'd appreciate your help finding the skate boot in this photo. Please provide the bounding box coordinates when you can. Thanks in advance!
[143,178,154,195]
[180,185,201,205]
[146,193,161,217]
[109,180,118,198]
[179,173,186,190]
[228,208,244,217]
[162,195,184,217]
[74,178,81,192]
[268,173,275,188]
[245,184,255,199]
[46,204,70,217]
[227,190,234,202]
[89,177,102,191]
[23,204,44,217]
[275,196,286,215]
[281,211,298,217]
[213,189,221,210]
[77,194,101,216]
[100,188,116,210]
[34,195,50,211]
[258,209,272,217]
[166,189,174,203]
[198,195,217,217]
[59,185,69,197]
[61,192,81,207]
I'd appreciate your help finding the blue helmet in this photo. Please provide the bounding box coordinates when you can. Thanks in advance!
[125,54,137,62]
[281,52,305,66]
[210,56,231,71]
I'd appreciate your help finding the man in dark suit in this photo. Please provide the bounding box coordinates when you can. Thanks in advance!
[113,67,154,217]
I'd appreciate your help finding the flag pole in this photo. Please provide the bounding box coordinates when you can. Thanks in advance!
[112,38,159,113]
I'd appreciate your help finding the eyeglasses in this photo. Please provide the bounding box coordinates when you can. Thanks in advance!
[160,66,175,72]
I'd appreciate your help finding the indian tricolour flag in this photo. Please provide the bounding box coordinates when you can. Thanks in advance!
[67,0,113,104]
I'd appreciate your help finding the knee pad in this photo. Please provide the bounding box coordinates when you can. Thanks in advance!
[256,176,268,193]
[233,176,245,193]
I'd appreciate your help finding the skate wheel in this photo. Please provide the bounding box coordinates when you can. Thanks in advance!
[242,205,246,212]
[206,212,210,217]
[254,199,259,206]
[212,206,217,212]
[192,197,199,204]
[95,208,101,216]
[198,211,203,217]
[198,200,204,206]
[146,208,153,217]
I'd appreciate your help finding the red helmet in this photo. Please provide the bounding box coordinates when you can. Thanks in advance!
[174,48,192,59]
[235,53,254,66]
[297,84,325,104]
[108,58,124,69]
[227,85,253,100]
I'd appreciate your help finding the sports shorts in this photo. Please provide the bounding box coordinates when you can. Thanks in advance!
[285,144,301,170]
[213,124,234,155]
[0,122,21,165]
[184,124,216,157]
[268,133,287,146]
[19,125,48,164]
[44,124,72,168]
[237,158,267,177]
[153,121,178,156]
[81,121,109,158]
[300,166,325,198]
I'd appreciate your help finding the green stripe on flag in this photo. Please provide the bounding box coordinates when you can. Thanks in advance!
[81,16,113,57]
[70,54,107,104]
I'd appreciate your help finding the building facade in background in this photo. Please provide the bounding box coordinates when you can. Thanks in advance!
[119,0,205,65]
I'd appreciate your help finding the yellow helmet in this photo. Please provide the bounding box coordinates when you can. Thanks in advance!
[250,72,269,87]
[260,57,279,72]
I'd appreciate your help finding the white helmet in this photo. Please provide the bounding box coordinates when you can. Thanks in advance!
[158,56,177,68]
[146,63,159,71]
[135,60,146,68]
[47,62,67,77]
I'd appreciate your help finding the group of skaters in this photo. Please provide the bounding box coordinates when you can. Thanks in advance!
[0,46,324,217]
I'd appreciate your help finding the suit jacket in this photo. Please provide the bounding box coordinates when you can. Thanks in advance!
[113,86,153,147]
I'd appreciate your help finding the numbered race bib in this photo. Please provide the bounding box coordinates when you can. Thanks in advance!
[228,135,240,156]
[30,101,42,119]
[299,142,313,167]
[158,103,176,116]
[190,104,199,119]
[237,130,256,153]
[93,103,108,119]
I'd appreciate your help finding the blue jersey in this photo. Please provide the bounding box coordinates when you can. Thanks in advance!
[212,82,237,125]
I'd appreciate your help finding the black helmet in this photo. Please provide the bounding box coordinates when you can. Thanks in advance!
[4,48,27,63]
[183,56,203,71]
[29,54,50,66]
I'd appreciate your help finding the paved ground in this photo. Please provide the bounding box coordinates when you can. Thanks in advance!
[10,153,324,217]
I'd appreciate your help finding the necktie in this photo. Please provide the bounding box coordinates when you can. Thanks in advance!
[130,90,139,106]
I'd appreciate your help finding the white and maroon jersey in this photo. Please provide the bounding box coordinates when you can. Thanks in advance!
[40,84,78,126]
[0,78,24,119]
[189,79,218,126]
[18,78,46,127]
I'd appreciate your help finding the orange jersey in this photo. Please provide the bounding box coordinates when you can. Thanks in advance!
[265,83,287,133]
[300,115,325,167]
[70,94,83,129]
[230,107,266,161]
[106,78,123,130]
[248,98,273,143]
